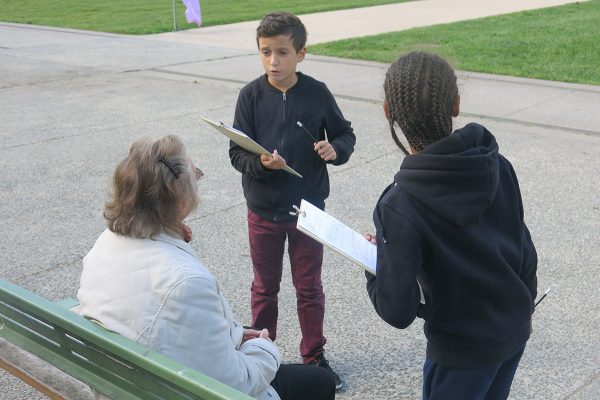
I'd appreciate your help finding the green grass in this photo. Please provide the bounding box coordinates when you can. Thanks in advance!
[0,0,409,35]
[310,0,600,85]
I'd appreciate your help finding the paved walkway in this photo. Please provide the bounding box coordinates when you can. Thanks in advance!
[1,0,599,398]
[149,0,585,50]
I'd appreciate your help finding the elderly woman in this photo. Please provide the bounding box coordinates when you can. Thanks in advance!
[77,135,335,400]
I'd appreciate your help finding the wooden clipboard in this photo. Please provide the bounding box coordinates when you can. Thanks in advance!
[202,117,302,178]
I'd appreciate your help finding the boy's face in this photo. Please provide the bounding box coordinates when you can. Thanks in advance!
[258,34,305,92]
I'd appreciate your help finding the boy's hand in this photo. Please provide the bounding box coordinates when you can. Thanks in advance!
[315,140,337,161]
[260,149,287,170]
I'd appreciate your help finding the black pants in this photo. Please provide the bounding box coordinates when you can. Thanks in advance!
[423,345,526,400]
[270,363,336,400]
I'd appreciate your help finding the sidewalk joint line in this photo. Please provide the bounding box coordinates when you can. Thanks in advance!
[150,68,249,85]
[0,22,121,38]
[565,369,600,399]
[122,53,255,74]
[460,112,600,137]
[146,68,600,137]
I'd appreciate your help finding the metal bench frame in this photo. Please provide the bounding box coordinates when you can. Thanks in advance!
[0,278,252,400]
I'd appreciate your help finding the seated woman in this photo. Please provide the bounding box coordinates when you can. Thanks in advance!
[77,135,336,400]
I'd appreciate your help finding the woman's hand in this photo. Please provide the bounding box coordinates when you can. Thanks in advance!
[242,328,271,344]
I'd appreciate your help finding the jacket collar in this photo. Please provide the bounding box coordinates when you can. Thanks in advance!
[152,232,199,260]
[260,72,306,93]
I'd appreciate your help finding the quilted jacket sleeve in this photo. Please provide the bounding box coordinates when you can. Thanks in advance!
[147,275,281,397]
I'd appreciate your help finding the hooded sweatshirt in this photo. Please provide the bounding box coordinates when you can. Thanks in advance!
[366,123,537,368]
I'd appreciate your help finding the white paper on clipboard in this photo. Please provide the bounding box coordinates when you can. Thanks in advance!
[295,199,376,275]
[201,117,302,178]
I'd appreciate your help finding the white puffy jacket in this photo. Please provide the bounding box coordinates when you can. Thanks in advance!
[77,229,281,400]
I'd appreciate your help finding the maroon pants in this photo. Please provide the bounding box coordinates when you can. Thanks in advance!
[247,209,326,362]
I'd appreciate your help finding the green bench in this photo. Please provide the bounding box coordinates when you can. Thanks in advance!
[0,278,253,400]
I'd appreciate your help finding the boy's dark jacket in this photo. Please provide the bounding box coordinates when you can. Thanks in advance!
[230,72,355,221]
[366,123,537,368]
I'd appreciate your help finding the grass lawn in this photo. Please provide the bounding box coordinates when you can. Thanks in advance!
[310,0,600,85]
[0,0,409,35]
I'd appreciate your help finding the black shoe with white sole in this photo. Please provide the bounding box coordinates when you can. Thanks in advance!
[309,353,342,390]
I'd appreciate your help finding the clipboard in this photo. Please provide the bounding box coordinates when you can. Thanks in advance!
[201,117,302,178]
[293,199,425,304]
[294,199,377,275]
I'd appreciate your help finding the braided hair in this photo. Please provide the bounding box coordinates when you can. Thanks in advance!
[383,52,458,154]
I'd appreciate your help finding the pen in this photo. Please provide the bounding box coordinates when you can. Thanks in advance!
[296,121,316,143]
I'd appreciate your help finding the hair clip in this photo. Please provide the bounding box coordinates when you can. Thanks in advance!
[157,156,180,179]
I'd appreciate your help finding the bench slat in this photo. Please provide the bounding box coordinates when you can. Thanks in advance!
[0,279,253,400]
[0,300,58,342]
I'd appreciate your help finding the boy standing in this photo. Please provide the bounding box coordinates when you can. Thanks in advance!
[229,11,355,390]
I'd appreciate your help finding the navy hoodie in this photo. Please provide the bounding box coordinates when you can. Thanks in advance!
[366,123,537,368]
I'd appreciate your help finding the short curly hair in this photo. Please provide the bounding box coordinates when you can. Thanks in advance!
[384,52,458,154]
[256,11,307,52]
[104,135,199,238]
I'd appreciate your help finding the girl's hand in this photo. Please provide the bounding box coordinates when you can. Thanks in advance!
[261,149,287,170]
[365,233,377,244]
[315,141,337,161]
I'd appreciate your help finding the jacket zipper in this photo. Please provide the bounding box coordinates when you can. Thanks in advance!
[281,92,287,151]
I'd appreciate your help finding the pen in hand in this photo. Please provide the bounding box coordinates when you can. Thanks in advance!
[297,121,337,161]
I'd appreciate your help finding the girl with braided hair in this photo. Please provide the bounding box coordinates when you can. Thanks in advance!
[364,52,537,399]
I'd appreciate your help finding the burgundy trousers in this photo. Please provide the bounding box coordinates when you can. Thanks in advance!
[247,209,326,362]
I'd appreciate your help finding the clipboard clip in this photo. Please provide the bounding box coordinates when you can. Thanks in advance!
[289,204,305,217]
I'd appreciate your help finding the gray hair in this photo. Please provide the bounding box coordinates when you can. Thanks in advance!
[104,135,199,238]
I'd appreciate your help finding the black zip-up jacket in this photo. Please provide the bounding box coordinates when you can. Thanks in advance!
[230,72,356,221]
[366,123,538,368]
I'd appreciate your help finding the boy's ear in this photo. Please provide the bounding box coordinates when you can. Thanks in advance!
[452,95,460,117]
[297,47,306,62]
[383,100,390,119]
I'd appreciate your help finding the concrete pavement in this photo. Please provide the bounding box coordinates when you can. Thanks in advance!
[1,1,599,398]
[149,0,585,50]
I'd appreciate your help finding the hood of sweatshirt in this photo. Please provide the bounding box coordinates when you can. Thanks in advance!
[395,123,499,227]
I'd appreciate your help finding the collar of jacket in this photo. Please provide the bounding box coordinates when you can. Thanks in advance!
[259,71,306,94]
[152,232,199,260]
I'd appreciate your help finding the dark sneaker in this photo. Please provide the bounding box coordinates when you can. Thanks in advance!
[310,353,343,390]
